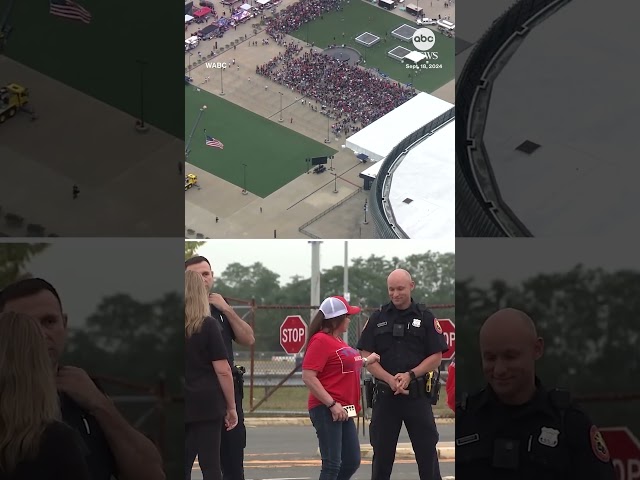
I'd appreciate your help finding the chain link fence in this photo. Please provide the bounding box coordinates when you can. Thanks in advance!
[230,300,454,417]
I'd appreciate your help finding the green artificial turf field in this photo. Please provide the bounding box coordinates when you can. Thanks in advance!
[1,0,184,138]
[288,0,454,93]
[185,87,337,198]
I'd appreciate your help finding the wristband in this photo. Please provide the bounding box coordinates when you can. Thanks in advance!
[409,370,417,381]
[327,400,336,408]
[362,356,368,366]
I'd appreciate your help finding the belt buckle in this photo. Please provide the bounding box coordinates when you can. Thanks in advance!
[343,405,357,417]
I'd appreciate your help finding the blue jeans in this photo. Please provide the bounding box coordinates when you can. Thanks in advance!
[309,405,361,480]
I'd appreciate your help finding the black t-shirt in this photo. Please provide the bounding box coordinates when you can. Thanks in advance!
[210,304,235,366]
[0,421,91,480]
[185,316,229,423]
[357,300,448,374]
[59,386,117,480]
[455,381,616,480]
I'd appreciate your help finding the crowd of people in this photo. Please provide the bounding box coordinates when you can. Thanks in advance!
[265,0,343,39]
[256,49,417,129]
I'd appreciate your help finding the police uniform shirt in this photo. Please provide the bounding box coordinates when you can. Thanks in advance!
[210,304,235,366]
[60,386,118,480]
[455,379,616,480]
[356,300,449,375]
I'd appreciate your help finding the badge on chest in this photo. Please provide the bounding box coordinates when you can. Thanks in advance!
[538,427,560,448]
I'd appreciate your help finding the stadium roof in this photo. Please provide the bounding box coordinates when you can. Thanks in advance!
[388,120,454,239]
[345,92,453,162]
[482,0,634,235]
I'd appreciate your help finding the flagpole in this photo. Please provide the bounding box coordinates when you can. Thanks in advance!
[185,105,207,161]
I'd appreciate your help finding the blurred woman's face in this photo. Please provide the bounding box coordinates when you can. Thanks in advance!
[338,316,350,334]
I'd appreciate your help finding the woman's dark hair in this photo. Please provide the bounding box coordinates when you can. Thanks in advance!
[304,310,347,354]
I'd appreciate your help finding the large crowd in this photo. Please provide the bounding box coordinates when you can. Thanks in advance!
[257,49,417,129]
[265,0,343,39]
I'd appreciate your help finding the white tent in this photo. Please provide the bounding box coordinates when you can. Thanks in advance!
[185,14,194,23]
[345,92,452,162]
[437,19,455,30]
[240,3,252,9]
[256,0,271,5]
[404,51,427,63]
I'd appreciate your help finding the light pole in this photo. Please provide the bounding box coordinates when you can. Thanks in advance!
[220,65,225,96]
[332,172,338,193]
[279,92,284,122]
[329,155,334,171]
[242,163,248,194]
[363,200,368,224]
[135,59,148,132]
[326,114,331,143]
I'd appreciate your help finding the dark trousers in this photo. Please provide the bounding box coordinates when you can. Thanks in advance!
[370,394,441,480]
[186,419,224,480]
[309,405,361,480]
[220,383,246,480]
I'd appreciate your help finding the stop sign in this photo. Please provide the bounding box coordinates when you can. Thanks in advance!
[601,427,640,480]
[437,319,455,360]
[280,315,307,354]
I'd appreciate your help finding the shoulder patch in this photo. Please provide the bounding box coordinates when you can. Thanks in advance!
[590,425,610,463]
[434,318,443,334]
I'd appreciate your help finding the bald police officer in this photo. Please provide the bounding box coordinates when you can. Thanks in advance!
[456,308,616,480]
[357,269,448,480]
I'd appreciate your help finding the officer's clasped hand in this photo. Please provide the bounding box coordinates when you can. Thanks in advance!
[329,402,349,422]
[393,372,412,395]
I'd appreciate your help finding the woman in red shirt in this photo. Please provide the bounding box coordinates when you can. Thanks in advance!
[446,360,455,412]
[302,296,379,480]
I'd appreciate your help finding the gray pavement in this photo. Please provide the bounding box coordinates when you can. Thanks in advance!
[191,424,455,479]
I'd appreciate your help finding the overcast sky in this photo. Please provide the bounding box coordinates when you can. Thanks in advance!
[190,239,454,284]
[3,240,183,327]
[456,238,640,286]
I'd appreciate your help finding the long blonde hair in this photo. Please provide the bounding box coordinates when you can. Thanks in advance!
[185,270,211,338]
[0,312,60,474]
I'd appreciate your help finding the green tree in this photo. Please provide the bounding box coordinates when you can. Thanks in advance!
[0,243,50,288]
[185,241,205,260]
[214,252,455,351]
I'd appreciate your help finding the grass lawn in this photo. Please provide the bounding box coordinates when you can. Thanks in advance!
[2,0,184,138]
[185,87,337,198]
[288,0,454,93]
[245,385,453,417]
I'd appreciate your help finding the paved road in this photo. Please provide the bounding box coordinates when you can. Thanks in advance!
[192,424,454,479]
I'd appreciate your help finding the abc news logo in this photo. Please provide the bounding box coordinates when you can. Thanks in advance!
[412,27,436,51]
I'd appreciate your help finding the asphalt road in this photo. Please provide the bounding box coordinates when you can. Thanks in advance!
[191,423,455,479]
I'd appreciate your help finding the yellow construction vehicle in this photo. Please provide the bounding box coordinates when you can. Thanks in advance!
[0,83,31,123]
[185,173,198,190]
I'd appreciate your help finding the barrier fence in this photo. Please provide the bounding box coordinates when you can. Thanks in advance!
[225,300,455,416]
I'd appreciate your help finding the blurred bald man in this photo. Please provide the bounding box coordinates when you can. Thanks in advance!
[357,269,449,480]
[455,308,615,480]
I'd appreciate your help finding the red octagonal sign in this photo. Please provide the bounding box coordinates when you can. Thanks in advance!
[600,427,640,480]
[280,315,308,354]
[437,319,455,360]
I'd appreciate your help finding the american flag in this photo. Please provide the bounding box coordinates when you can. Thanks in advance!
[205,134,224,150]
[50,0,92,24]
